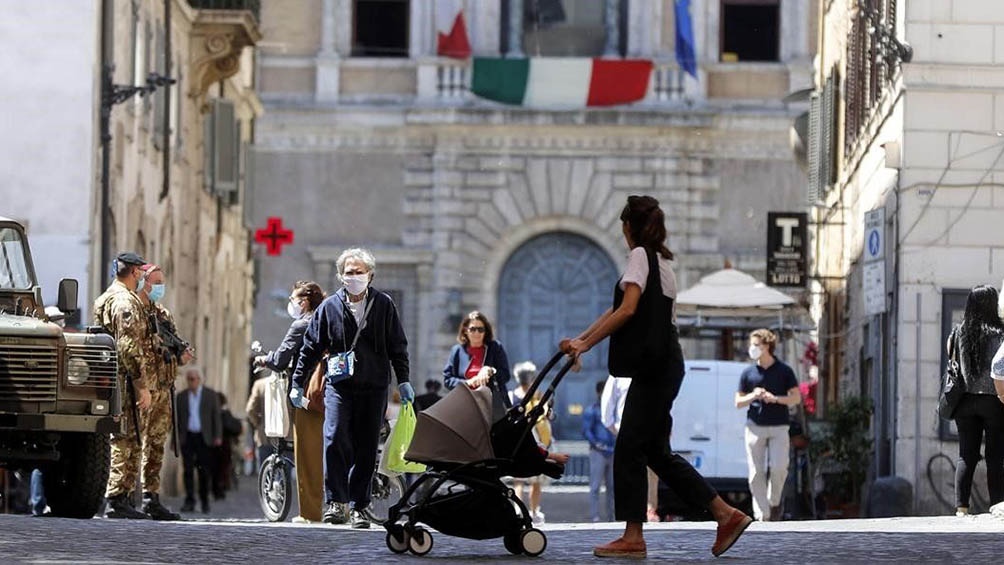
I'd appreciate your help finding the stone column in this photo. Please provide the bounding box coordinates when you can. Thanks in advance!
[320,0,336,54]
[604,0,621,56]
[316,0,342,102]
[507,0,523,57]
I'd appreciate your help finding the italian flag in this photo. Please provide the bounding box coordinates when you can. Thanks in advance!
[471,57,653,108]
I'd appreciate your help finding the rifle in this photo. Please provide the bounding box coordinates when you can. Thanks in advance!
[149,309,193,364]
[122,373,142,444]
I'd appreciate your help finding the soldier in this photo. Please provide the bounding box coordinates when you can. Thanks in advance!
[136,263,193,521]
[93,252,155,519]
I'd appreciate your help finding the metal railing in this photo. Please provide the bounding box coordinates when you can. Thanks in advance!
[187,0,260,21]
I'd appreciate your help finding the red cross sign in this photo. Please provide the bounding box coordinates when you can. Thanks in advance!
[254,217,294,256]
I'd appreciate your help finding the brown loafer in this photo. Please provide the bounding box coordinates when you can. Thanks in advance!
[712,510,753,557]
[593,537,647,559]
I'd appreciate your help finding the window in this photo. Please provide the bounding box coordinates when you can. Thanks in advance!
[204,99,239,197]
[153,26,166,148]
[0,228,33,289]
[720,0,779,62]
[844,0,898,155]
[521,0,611,57]
[352,0,409,57]
[807,70,838,203]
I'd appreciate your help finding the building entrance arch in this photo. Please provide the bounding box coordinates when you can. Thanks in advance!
[497,231,618,440]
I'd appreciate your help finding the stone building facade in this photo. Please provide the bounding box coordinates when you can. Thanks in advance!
[101,0,261,416]
[811,0,1004,513]
[252,0,812,439]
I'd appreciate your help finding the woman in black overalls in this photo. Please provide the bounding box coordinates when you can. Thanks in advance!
[561,195,753,559]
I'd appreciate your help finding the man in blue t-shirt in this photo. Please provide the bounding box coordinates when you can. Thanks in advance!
[583,380,616,522]
[735,329,801,522]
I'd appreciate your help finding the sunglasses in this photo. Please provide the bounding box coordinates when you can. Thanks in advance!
[467,326,486,333]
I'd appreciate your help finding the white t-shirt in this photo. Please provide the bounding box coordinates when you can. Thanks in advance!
[992,341,1004,381]
[600,375,631,431]
[619,247,678,299]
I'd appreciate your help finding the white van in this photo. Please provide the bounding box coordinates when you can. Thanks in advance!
[658,359,753,518]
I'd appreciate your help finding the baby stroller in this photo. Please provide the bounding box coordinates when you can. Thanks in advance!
[383,352,573,557]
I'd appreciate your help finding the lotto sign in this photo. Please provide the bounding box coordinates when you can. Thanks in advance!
[766,212,808,287]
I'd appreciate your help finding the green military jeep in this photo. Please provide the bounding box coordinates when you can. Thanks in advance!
[0,217,120,518]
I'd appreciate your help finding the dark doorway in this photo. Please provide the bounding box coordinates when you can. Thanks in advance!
[353,0,409,57]
[721,1,780,62]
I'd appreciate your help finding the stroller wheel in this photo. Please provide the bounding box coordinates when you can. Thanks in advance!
[407,526,434,556]
[385,525,409,554]
[503,532,522,555]
[520,528,547,557]
[257,455,292,522]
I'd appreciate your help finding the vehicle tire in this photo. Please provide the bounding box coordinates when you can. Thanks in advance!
[407,526,434,556]
[44,432,110,518]
[520,528,547,557]
[367,472,406,525]
[385,525,409,554]
[503,532,522,555]
[258,455,292,522]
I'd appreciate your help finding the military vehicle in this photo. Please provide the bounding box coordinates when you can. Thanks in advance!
[0,217,120,517]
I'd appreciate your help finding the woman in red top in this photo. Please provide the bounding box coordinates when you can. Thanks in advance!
[442,311,511,396]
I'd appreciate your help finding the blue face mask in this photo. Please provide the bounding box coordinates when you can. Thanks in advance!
[148,284,166,302]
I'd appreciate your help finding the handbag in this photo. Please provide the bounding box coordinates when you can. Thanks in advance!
[938,328,965,421]
[326,296,375,385]
[263,371,291,438]
[305,357,327,414]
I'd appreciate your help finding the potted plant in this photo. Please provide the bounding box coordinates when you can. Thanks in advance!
[812,396,873,517]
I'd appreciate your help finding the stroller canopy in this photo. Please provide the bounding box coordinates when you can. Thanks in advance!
[406,385,496,465]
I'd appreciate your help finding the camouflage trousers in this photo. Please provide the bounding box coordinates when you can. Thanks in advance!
[140,389,173,495]
[105,388,143,498]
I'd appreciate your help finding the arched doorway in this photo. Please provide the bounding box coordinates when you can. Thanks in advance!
[497,232,619,440]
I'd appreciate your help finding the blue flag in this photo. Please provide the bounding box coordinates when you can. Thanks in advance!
[675,0,697,78]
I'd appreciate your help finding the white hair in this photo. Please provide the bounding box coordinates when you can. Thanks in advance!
[336,248,376,278]
[999,278,1004,319]
[513,360,537,379]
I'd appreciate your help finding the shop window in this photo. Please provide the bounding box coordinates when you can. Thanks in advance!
[353,0,409,57]
[720,0,779,62]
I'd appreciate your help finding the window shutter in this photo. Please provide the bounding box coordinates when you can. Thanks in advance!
[153,27,166,147]
[807,91,822,204]
[821,74,836,188]
[212,99,237,195]
[203,107,215,193]
[243,143,255,228]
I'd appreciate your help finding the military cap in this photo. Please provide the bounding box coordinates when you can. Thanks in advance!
[116,252,146,266]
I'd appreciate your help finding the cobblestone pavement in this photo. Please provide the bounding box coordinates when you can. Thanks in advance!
[3,501,1003,564]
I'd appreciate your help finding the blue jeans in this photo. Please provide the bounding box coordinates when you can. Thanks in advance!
[589,448,614,522]
[30,469,46,516]
[323,383,387,509]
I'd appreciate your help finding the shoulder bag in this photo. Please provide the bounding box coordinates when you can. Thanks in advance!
[326,295,375,385]
[938,328,965,420]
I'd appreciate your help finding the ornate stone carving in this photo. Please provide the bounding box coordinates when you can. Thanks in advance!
[189,10,261,103]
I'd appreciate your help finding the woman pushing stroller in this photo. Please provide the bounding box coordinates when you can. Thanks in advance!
[561,195,752,559]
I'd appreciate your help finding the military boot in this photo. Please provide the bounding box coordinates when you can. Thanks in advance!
[104,494,150,519]
[142,492,181,521]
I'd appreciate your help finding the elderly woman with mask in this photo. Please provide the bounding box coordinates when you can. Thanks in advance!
[291,248,412,529]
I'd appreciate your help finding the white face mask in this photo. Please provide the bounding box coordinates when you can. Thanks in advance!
[287,301,303,319]
[343,274,369,296]
[748,345,762,361]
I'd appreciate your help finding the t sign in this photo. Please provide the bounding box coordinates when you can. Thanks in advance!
[766,212,808,288]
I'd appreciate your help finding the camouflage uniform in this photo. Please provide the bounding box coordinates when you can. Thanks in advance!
[140,303,182,495]
[94,280,153,499]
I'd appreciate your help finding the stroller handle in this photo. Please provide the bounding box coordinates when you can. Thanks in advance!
[519,351,576,418]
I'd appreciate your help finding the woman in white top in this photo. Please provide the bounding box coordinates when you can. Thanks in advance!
[561,195,751,559]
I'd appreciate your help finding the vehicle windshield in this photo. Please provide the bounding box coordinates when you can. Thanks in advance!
[0,227,34,289]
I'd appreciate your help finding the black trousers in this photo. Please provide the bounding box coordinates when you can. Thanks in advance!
[954,393,1004,507]
[182,432,211,504]
[323,383,387,509]
[614,358,717,522]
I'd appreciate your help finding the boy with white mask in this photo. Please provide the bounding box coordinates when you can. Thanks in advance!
[734,328,800,522]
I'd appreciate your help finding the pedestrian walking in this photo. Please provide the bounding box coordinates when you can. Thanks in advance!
[735,328,801,522]
[245,375,269,469]
[93,251,156,519]
[254,280,326,522]
[600,375,660,521]
[560,195,752,559]
[291,248,413,529]
[950,285,1004,515]
[414,379,443,412]
[584,380,615,522]
[509,361,555,525]
[442,310,511,417]
[136,263,190,520]
[174,367,222,514]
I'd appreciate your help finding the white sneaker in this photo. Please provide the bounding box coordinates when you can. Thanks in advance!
[532,510,545,525]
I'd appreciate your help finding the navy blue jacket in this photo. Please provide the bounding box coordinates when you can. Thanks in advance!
[442,341,511,393]
[292,288,410,390]
[582,401,615,455]
[264,316,309,373]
